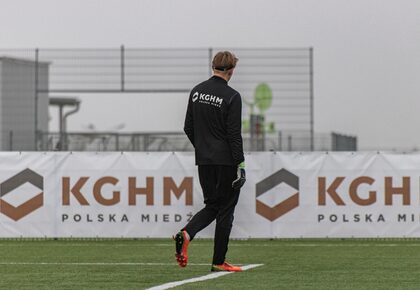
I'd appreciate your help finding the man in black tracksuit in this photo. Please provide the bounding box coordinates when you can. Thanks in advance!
[174,51,246,272]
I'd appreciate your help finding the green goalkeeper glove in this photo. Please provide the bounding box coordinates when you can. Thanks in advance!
[232,162,246,190]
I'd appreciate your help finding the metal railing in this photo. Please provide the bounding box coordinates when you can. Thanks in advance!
[36,131,356,152]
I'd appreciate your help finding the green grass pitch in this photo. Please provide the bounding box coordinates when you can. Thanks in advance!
[0,238,420,289]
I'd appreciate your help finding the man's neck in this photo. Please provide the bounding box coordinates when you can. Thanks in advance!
[213,72,230,82]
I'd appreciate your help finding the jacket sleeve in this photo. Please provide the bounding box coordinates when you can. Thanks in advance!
[226,93,245,165]
[183,96,195,147]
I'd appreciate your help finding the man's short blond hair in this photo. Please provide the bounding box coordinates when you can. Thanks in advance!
[212,51,238,72]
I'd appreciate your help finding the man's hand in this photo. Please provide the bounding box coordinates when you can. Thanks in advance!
[232,162,246,190]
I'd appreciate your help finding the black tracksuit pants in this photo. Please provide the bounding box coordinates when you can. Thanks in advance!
[183,165,240,265]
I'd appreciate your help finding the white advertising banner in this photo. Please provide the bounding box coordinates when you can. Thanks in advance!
[1,151,420,238]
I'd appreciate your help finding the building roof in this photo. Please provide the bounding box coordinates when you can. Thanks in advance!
[0,56,50,66]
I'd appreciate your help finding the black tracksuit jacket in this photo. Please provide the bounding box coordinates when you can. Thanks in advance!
[184,75,244,166]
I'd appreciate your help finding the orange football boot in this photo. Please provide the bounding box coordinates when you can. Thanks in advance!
[211,262,242,272]
[174,230,190,267]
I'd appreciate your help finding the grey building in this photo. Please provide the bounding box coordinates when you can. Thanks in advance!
[0,57,49,150]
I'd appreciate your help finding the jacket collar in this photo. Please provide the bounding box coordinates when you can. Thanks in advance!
[210,75,228,84]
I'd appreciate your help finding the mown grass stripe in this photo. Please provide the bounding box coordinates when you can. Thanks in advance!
[0,262,210,266]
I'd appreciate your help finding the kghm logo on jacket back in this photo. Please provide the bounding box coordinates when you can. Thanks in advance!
[192,91,223,108]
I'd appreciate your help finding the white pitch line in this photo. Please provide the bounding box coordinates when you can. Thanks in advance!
[146,264,263,290]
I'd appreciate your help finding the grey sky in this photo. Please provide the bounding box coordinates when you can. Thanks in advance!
[0,0,419,150]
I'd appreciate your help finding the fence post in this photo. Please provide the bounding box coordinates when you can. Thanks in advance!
[121,45,125,91]
[9,130,13,151]
[144,134,149,151]
[288,135,292,151]
[115,133,120,151]
[208,48,213,76]
[278,131,282,151]
[331,132,337,151]
[309,47,314,151]
[34,48,39,150]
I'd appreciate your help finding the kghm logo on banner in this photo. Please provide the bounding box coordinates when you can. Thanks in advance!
[61,176,194,223]
[256,168,299,221]
[318,175,412,223]
[0,169,43,221]
[255,168,418,224]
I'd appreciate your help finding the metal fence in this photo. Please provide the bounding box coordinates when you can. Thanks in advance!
[38,132,193,152]
[0,47,314,151]
[37,131,356,152]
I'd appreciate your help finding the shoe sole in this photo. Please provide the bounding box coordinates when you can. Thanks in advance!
[211,268,242,272]
[174,232,188,267]
[211,265,242,272]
